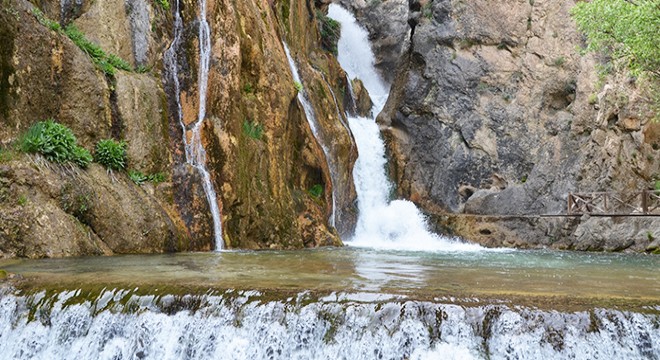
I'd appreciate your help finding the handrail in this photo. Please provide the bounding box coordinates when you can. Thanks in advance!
[567,190,660,215]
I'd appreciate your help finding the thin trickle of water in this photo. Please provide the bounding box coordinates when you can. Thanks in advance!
[328,5,480,251]
[163,0,223,250]
[283,42,337,229]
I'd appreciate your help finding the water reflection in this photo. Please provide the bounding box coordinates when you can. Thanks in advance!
[0,249,658,306]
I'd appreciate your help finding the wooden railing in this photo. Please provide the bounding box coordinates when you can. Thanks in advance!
[567,191,660,215]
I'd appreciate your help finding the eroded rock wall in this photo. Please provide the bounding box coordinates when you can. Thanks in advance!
[376,0,660,251]
[0,0,356,257]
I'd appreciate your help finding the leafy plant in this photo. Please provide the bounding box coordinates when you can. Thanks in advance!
[32,7,61,32]
[135,64,150,73]
[243,82,254,94]
[571,0,660,78]
[317,10,341,55]
[17,194,27,206]
[308,184,323,198]
[154,0,170,10]
[242,119,264,140]
[64,24,132,76]
[94,139,127,170]
[19,120,92,167]
[294,81,303,92]
[129,170,166,185]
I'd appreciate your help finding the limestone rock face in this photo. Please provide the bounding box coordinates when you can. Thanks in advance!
[0,0,357,257]
[374,0,659,251]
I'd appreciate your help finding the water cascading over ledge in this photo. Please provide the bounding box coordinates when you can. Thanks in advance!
[328,4,480,251]
[0,289,657,359]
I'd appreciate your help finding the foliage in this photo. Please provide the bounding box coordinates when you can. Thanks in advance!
[308,184,323,198]
[422,2,433,19]
[129,170,166,185]
[317,10,341,55]
[571,0,660,77]
[293,81,303,92]
[94,139,127,171]
[0,147,14,163]
[243,82,254,94]
[552,56,565,67]
[17,194,27,206]
[32,8,61,32]
[154,0,170,10]
[64,24,133,76]
[242,119,264,140]
[19,120,92,167]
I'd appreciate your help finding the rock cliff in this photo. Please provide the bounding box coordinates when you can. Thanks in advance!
[0,0,356,257]
[374,0,660,251]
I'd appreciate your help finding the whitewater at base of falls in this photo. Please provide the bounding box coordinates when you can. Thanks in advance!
[0,289,657,360]
[328,5,481,251]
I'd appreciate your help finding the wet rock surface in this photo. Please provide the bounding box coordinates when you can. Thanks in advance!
[0,0,357,256]
[373,0,659,251]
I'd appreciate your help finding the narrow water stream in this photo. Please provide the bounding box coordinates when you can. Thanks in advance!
[164,0,223,250]
[283,42,338,228]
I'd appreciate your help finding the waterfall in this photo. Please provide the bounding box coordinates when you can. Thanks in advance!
[283,42,337,229]
[327,5,479,251]
[163,0,223,250]
[1,289,657,359]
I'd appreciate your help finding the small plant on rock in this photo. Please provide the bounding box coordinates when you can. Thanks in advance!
[95,139,127,171]
[19,119,92,168]
[294,81,303,92]
[308,184,323,198]
[242,119,264,140]
[317,10,341,55]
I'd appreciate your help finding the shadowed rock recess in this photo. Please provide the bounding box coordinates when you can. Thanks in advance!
[0,0,357,257]
[375,0,660,251]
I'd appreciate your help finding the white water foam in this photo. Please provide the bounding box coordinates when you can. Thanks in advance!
[0,290,657,359]
[164,0,223,250]
[328,5,481,251]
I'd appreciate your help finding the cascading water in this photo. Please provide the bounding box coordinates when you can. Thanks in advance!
[0,289,657,359]
[328,5,479,251]
[163,0,223,250]
[283,43,337,228]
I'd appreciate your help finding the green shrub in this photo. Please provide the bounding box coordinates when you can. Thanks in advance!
[154,0,170,10]
[32,7,61,32]
[242,119,264,140]
[294,81,303,92]
[571,0,659,77]
[94,139,127,170]
[308,184,323,198]
[19,120,92,167]
[317,11,341,55]
[129,170,166,185]
[64,24,132,76]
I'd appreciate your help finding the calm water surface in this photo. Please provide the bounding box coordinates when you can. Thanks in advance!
[1,248,658,308]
